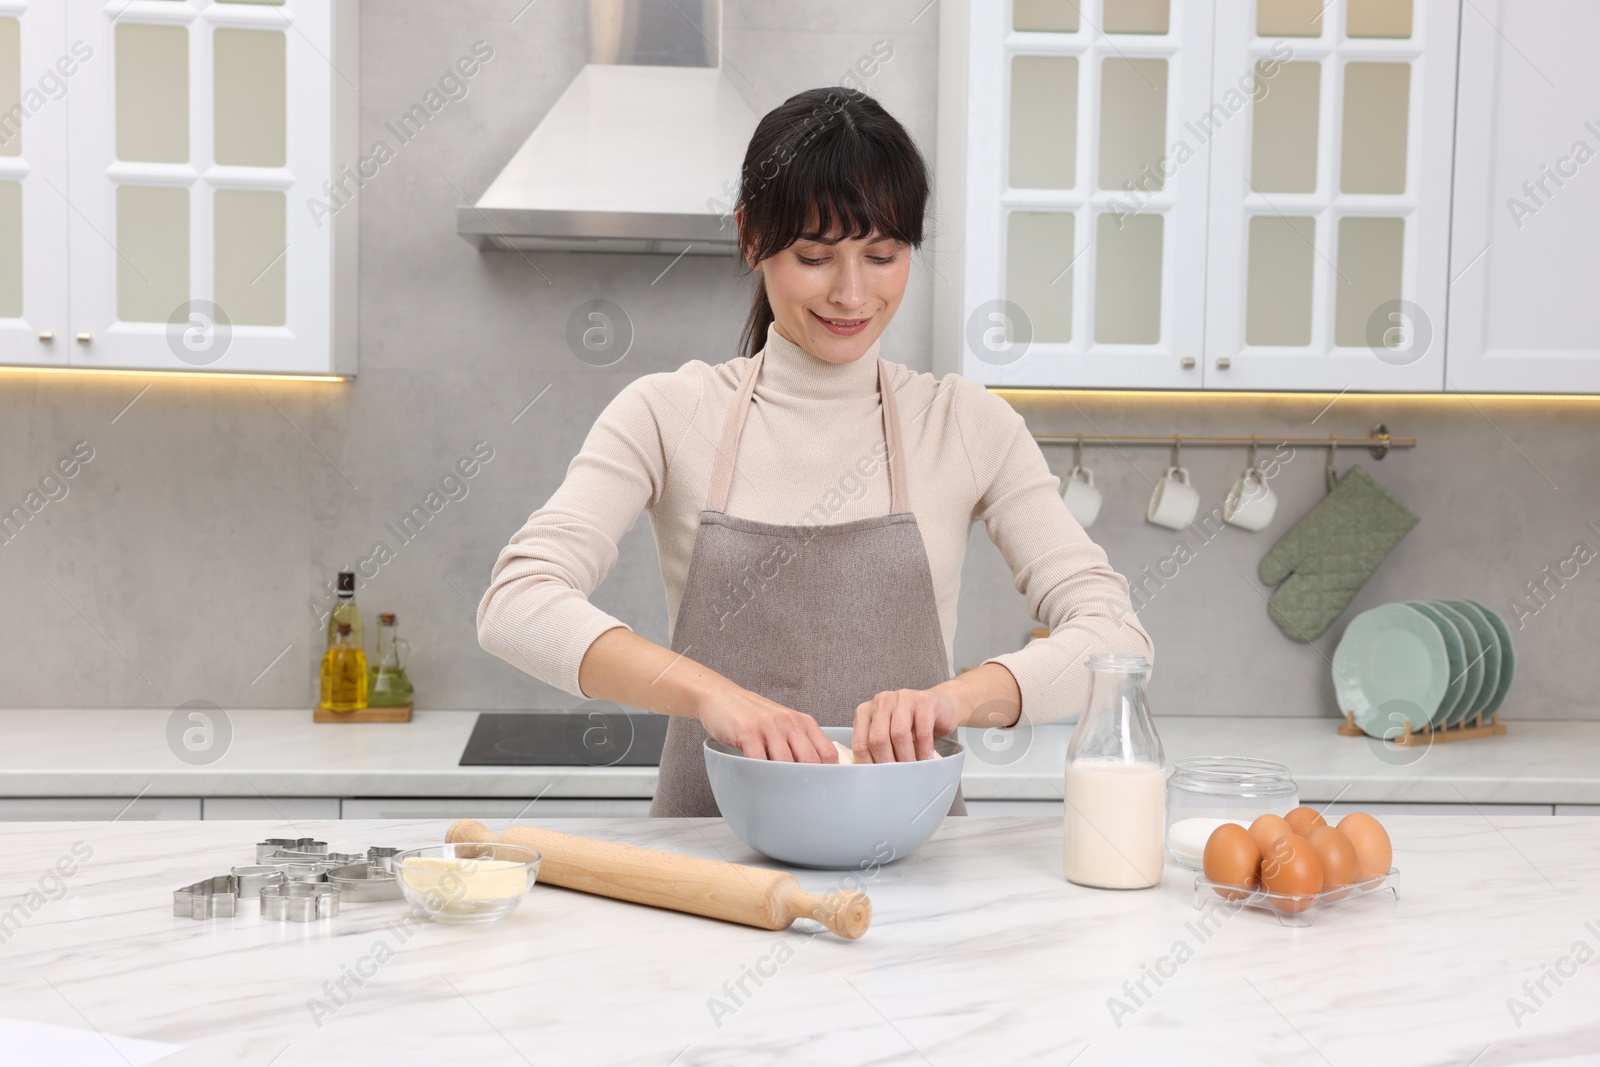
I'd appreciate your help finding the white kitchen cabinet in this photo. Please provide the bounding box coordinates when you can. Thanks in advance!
[1315,802,1554,817]
[0,797,201,820]
[971,800,1566,818]
[201,797,341,820]
[965,800,1064,816]
[2,0,357,376]
[1446,0,1600,393]
[340,798,653,819]
[1203,0,1458,391]
[934,0,1214,389]
[0,0,70,368]
[937,0,1483,394]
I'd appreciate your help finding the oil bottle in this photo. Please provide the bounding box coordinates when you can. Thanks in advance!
[326,571,364,654]
[368,613,414,708]
[320,622,368,712]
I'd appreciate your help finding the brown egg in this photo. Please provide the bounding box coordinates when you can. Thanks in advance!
[1284,806,1328,837]
[1306,825,1358,900]
[1259,832,1323,913]
[1338,812,1393,882]
[1203,823,1262,900]
[1248,813,1293,856]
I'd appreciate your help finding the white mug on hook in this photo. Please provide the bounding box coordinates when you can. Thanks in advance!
[1061,465,1102,528]
[1147,467,1199,530]
[1224,466,1278,531]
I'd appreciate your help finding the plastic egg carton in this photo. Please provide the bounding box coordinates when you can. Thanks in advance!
[1190,868,1400,928]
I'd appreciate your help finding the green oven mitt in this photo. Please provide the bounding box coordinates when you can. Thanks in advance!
[1257,465,1418,642]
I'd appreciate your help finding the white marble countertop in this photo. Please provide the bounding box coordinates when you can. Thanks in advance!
[3,709,1599,804]
[0,816,1594,1065]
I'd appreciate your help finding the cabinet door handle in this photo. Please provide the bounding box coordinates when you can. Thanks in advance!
[1181,356,1196,369]
[76,332,92,345]
[1215,357,1231,370]
[38,330,54,343]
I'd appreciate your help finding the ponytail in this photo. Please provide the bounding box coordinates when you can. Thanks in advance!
[739,273,775,359]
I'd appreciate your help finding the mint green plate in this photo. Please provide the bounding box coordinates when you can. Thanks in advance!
[1430,601,1487,727]
[1333,603,1449,739]
[1407,602,1468,727]
[1468,599,1516,717]
[1441,599,1500,724]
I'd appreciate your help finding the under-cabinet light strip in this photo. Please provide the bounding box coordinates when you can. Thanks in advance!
[0,366,347,383]
[1033,433,1417,450]
[992,388,1600,403]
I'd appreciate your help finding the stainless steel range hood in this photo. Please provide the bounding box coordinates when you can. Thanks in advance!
[457,0,757,255]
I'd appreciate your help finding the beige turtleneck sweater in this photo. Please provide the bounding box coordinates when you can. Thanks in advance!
[477,324,1153,726]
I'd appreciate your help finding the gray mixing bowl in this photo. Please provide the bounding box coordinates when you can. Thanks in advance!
[704,726,966,870]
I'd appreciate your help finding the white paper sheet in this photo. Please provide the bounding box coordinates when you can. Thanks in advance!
[0,1017,182,1066]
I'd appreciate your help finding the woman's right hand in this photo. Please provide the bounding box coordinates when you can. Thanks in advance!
[697,685,838,763]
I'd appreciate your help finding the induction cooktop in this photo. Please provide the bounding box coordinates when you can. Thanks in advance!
[458,710,668,767]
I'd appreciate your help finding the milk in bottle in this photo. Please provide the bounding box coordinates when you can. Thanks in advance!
[1063,655,1165,889]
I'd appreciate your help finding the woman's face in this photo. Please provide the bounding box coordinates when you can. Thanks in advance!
[749,226,911,365]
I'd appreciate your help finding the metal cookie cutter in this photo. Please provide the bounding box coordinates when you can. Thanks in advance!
[272,862,334,884]
[230,866,289,895]
[263,848,358,865]
[260,882,340,922]
[326,863,401,902]
[174,875,239,920]
[256,838,326,863]
[366,846,400,873]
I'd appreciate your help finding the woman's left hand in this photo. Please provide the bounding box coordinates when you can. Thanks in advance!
[852,664,1023,763]
[851,688,963,763]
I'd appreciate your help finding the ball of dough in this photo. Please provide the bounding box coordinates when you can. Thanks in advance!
[831,739,943,763]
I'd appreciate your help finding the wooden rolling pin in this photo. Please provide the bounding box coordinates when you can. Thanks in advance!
[445,819,871,939]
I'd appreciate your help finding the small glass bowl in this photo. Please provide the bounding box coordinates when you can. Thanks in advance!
[1166,757,1298,869]
[392,844,541,925]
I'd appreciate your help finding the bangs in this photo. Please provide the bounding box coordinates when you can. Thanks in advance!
[789,135,915,246]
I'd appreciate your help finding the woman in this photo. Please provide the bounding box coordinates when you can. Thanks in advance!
[478,87,1153,818]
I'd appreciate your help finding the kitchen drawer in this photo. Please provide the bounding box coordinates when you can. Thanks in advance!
[1555,806,1600,816]
[341,798,652,819]
[0,797,201,821]
[965,800,1064,817]
[202,798,342,821]
[1314,802,1555,817]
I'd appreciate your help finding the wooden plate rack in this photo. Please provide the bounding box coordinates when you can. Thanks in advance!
[1337,709,1505,745]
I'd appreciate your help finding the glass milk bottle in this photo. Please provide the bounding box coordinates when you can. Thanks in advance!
[1063,654,1166,889]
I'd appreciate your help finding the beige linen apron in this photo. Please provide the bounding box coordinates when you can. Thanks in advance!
[649,347,965,818]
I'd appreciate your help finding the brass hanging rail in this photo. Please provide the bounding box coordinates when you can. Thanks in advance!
[1032,424,1414,459]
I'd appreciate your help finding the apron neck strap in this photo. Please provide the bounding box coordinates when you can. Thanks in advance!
[705,349,909,514]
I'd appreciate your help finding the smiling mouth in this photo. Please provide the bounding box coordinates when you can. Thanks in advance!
[811,310,872,333]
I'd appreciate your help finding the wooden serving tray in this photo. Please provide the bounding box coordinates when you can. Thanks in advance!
[313,703,413,723]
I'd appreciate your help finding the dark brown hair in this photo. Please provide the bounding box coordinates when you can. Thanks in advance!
[735,88,930,358]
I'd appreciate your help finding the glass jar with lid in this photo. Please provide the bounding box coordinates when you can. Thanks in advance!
[1164,757,1298,869]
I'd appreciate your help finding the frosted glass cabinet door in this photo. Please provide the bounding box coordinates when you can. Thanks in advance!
[933,0,1213,388]
[64,0,353,375]
[1202,0,1457,391]
[1448,0,1600,394]
[0,0,70,368]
